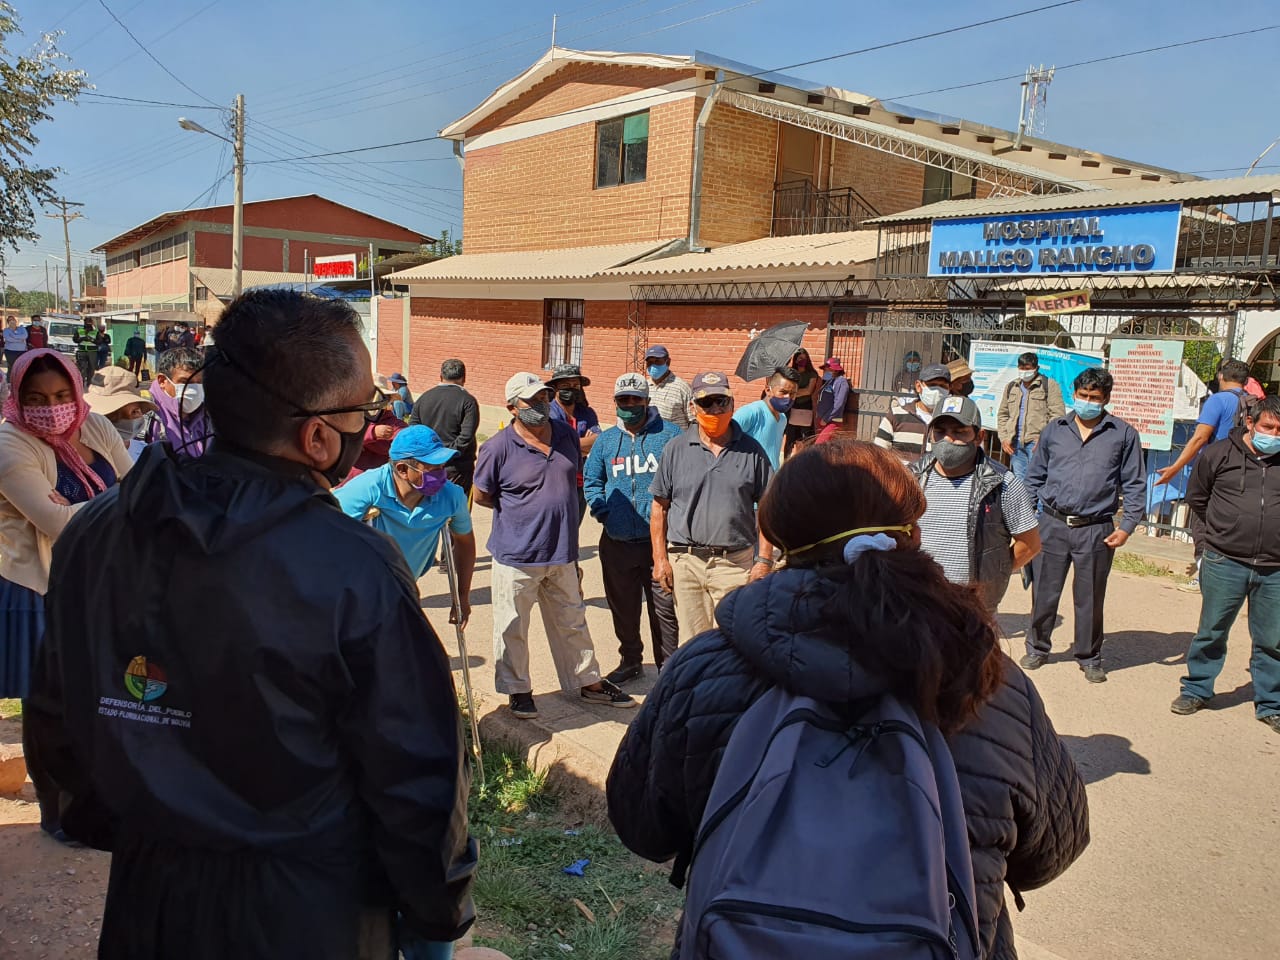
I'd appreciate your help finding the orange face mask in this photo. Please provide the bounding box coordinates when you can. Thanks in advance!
[696,409,734,437]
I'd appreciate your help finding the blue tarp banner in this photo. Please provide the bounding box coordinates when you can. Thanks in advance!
[968,340,1103,432]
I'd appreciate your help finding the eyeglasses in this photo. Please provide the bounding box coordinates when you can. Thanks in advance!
[296,388,390,424]
[694,396,732,413]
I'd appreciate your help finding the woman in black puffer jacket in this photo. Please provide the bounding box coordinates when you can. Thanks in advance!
[607,439,1089,960]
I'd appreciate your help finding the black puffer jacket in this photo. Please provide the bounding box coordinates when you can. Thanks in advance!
[607,567,1089,960]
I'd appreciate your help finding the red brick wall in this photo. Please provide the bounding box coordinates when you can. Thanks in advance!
[192,232,390,272]
[463,96,696,253]
[395,296,837,410]
[469,63,698,136]
[376,297,406,374]
[829,141,926,216]
[698,105,778,245]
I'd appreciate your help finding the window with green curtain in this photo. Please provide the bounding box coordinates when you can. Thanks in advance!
[622,111,649,145]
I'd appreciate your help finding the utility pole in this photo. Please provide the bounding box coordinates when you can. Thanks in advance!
[232,93,245,297]
[45,198,84,312]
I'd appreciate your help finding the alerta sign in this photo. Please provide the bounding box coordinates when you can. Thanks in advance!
[928,202,1181,276]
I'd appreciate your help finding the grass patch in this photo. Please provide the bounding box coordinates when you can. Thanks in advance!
[1114,552,1180,580]
[469,743,683,960]
[0,699,21,719]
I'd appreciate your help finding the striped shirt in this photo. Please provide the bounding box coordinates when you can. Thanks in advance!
[648,373,693,430]
[874,399,931,463]
[919,469,1039,584]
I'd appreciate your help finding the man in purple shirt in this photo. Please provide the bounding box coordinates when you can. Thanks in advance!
[474,372,634,719]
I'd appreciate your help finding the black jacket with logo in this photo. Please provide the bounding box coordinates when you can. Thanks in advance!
[1188,427,1280,568]
[27,443,476,959]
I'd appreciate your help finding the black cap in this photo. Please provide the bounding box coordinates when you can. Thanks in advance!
[919,363,952,383]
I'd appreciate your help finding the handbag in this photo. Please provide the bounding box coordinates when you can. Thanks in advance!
[788,407,814,427]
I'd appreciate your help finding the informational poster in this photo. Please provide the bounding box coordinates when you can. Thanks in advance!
[1107,338,1184,451]
[968,340,1104,431]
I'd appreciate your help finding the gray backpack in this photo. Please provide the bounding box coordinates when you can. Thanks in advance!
[678,686,980,960]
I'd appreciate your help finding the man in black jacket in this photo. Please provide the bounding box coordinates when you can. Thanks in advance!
[1172,396,1280,733]
[409,358,480,494]
[26,291,477,959]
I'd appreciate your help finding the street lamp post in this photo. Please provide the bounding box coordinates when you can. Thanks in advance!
[179,93,245,297]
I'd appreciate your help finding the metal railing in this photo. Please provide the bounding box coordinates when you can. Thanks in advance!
[772,180,880,237]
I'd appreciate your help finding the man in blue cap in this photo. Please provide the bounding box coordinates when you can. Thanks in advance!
[335,425,476,624]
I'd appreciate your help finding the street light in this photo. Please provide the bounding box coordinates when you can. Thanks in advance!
[178,93,245,297]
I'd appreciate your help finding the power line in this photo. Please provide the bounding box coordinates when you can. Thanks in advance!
[94,0,220,106]
[91,0,224,83]
[253,0,1082,163]
[884,24,1280,102]
[80,92,223,109]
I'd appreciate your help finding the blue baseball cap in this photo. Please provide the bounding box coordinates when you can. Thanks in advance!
[389,425,457,466]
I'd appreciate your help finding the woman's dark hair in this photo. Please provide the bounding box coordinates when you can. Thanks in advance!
[19,353,72,385]
[791,348,811,364]
[759,439,1004,733]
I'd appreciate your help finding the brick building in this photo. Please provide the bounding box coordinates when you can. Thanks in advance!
[384,47,1193,411]
[96,195,431,325]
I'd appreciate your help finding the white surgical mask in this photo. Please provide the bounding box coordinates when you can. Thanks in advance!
[114,418,143,443]
[175,382,205,415]
[919,386,947,410]
[1019,369,1037,382]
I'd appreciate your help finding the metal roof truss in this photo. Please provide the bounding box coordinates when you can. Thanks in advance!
[719,89,1085,198]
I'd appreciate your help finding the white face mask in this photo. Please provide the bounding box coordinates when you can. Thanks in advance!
[919,386,947,410]
[114,417,143,443]
[1019,369,1037,382]
[174,381,205,415]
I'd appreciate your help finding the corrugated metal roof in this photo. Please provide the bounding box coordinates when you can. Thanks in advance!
[385,240,679,282]
[990,273,1245,292]
[191,268,310,298]
[604,231,881,277]
[867,175,1280,224]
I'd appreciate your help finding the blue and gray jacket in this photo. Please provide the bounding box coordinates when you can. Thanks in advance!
[583,409,682,542]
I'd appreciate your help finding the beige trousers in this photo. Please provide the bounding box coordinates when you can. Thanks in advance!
[491,561,603,695]
[669,547,754,640]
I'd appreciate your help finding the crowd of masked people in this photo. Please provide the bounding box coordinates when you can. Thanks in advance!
[0,289,1274,959]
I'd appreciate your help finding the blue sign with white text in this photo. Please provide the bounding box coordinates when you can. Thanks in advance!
[928,202,1182,277]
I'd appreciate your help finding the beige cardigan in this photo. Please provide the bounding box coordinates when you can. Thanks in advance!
[0,414,133,595]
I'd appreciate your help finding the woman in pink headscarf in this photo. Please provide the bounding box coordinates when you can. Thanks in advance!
[0,349,132,841]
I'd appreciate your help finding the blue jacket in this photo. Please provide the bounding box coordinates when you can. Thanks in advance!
[583,410,682,542]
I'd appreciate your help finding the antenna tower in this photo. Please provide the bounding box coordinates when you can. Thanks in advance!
[1018,64,1055,140]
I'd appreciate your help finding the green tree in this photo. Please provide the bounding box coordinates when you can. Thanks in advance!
[433,228,462,258]
[5,286,58,314]
[0,3,88,251]
[80,262,103,289]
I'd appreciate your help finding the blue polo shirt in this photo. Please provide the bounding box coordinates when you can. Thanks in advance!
[334,463,472,578]
[473,420,580,566]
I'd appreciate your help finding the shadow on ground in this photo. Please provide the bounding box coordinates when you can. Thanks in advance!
[1102,630,1193,672]
[1060,733,1151,784]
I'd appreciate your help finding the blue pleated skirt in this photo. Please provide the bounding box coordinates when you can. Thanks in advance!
[0,576,45,699]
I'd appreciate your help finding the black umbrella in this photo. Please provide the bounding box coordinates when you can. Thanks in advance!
[734,320,810,382]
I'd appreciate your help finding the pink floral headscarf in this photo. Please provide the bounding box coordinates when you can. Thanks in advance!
[1,348,107,497]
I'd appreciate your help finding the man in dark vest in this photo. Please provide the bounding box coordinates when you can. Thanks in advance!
[913,395,1041,611]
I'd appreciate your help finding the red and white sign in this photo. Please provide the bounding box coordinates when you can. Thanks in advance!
[313,254,358,279]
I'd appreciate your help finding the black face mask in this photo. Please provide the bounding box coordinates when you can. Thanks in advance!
[321,421,366,487]
[556,388,578,406]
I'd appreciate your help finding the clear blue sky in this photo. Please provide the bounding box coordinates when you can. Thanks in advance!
[7,0,1278,292]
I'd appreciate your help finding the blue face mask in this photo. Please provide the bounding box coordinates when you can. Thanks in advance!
[769,396,793,413]
[1074,400,1104,420]
[647,364,669,380]
[905,361,921,373]
[1252,431,1280,456]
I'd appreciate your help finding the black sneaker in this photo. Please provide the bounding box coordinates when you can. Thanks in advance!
[1259,715,1280,734]
[581,678,636,709]
[1019,653,1048,671]
[1083,664,1107,684]
[605,662,643,685]
[1170,694,1207,716]
[509,692,538,719]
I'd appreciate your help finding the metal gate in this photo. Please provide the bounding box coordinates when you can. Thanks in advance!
[825,304,1238,540]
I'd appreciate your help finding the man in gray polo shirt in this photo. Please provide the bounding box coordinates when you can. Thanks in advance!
[650,371,774,639]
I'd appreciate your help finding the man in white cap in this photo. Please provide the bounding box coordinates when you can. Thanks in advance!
[473,372,635,718]
[583,373,682,685]
[85,366,158,460]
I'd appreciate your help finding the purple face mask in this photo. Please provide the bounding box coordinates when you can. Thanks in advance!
[412,467,448,498]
